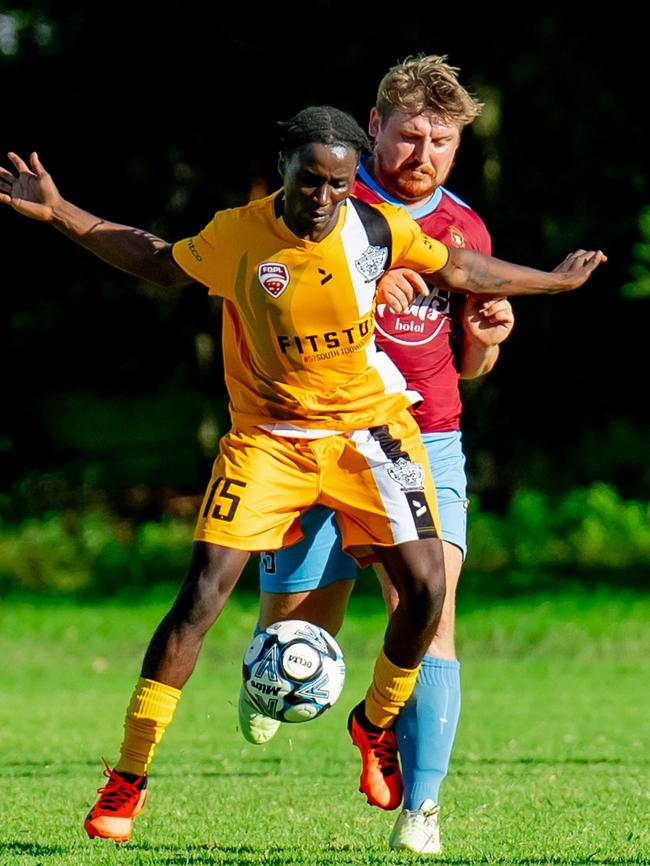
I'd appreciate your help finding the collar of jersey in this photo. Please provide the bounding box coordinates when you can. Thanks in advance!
[273,190,349,247]
[357,158,444,219]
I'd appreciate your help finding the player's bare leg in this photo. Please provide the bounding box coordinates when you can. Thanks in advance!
[239,580,354,745]
[348,537,446,811]
[258,579,355,635]
[141,542,250,686]
[379,540,461,658]
[380,539,462,852]
[372,538,447,667]
[85,542,249,842]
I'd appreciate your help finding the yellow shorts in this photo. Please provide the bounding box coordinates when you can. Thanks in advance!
[193,408,440,560]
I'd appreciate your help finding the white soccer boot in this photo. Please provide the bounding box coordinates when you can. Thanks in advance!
[238,684,281,745]
[388,798,442,854]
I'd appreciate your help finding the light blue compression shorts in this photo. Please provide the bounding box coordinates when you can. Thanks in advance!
[259,431,467,593]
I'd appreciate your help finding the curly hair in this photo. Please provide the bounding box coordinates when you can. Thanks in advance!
[277,106,371,157]
[376,54,483,128]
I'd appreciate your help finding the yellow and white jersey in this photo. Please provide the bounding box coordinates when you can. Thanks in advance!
[172,191,449,432]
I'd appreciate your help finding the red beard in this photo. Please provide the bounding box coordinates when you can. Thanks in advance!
[387,165,438,200]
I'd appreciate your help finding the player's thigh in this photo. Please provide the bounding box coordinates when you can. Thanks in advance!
[194,428,317,550]
[259,580,355,636]
[259,505,359,593]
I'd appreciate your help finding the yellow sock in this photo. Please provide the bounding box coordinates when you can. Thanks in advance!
[364,648,420,729]
[115,677,181,776]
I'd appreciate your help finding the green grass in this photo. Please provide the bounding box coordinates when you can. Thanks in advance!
[1,587,649,865]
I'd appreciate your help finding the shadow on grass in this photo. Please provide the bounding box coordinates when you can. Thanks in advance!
[444,860,649,866]
[0,841,68,856]
[2,840,642,866]
[122,845,364,866]
[113,843,649,866]
[456,755,649,766]
[3,757,287,778]
[10,754,644,782]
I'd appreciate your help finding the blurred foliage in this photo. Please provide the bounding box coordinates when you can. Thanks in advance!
[0,509,192,595]
[622,205,650,298]
[1,483,648,598]
[463,483,650,595]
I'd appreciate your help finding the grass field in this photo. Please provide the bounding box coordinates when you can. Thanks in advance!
[1,586,649,865]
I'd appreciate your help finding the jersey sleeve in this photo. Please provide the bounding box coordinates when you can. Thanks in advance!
[387,206,450,274]
[469,217,492,256]
[171,210,238,298]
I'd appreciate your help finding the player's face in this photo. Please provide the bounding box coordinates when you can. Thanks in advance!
[368,108,461,206]
[280,142,358,241]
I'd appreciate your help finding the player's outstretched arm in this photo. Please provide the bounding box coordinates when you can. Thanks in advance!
[0,152,190,287]
[437,247,607,296]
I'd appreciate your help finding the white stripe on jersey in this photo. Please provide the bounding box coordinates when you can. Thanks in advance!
[365,341,422,404]
[339,201,379,316]
[340,201,423,405]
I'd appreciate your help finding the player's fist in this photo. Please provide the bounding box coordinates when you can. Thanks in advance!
[464,296,514,346]
[377,267,429,313]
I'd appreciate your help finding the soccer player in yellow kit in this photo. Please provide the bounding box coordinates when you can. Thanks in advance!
[0,106,605,843]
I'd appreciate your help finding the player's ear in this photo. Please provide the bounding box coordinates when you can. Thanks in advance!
[277,153,287,179]
[368,107,381,138]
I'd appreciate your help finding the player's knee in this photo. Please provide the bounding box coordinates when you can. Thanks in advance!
[418,543,447,622]
[420,568,446,626]
[401,565,446,629]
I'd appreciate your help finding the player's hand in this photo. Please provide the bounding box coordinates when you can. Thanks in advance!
[0,152,62,221]
[377,267,429,313]
[464,296,514,346]
[550,249,608,291]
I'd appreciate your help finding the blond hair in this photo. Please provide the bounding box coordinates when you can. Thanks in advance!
[376,54,483,128]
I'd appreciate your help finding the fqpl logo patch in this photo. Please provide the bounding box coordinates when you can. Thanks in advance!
[387,457,425,492]
[355,245,388,283]
[258,262,290,297]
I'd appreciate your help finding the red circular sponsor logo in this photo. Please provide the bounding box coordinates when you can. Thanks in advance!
[375,291,451,346]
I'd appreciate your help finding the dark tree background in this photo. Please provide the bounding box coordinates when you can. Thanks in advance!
[2,5,647,520]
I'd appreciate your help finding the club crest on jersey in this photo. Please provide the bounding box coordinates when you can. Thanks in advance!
[258,262,290,297]
[355,245,388,283]
[448,226,465,247]
[387,457,425,492]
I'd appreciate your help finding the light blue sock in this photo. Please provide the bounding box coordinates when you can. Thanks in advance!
[396,656,461,809]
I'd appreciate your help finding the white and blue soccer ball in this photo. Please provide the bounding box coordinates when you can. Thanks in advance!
[242,619,346,723]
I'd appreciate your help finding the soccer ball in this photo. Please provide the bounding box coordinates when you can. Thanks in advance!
[242,619,346,723]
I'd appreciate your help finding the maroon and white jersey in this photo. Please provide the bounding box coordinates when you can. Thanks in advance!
[353,160,492,432]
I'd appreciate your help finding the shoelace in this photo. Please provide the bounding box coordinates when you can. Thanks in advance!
[94,760,143,812]
[406,803,439,822]
[365,729,399,774]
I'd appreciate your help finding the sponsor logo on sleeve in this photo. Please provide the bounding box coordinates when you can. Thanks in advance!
[187,238,203,262]
[258,262,290,297]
